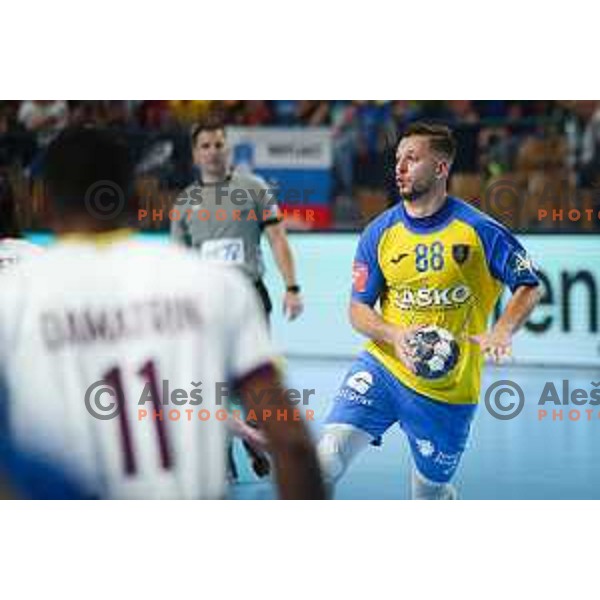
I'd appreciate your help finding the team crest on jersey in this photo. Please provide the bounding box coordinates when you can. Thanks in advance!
[452,244,470,265]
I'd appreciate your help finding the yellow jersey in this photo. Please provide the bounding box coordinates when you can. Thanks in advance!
[351,196,539,404]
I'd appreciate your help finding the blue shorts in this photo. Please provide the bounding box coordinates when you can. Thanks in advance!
[325,352,477,483]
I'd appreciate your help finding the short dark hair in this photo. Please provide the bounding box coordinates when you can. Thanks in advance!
[44,127,133,216]
[403,121,456,162]
[190,117,226,147]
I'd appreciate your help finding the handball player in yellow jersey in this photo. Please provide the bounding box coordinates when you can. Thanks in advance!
[318,122,542,499]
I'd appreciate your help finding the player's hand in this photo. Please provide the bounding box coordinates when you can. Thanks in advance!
[469,328,513,364]
[283,290,304,321]
[227,416,269,452]
[390,325,424,374]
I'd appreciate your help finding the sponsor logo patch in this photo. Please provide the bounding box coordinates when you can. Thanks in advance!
[346,371,373,395]
[352,261,369,293]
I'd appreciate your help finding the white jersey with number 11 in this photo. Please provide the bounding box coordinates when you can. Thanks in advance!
[0,235,275,499]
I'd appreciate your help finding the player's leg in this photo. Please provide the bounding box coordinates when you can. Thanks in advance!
[228,415,268,452]
[230,278,273,479]
[318,352,397,493]
[226,438,238,482]
[410,465,457,500]
[395,387,477,500]
[318,423,374,486]
[226,415,269,477]
[227,404,271,480]
[241,431,270,477]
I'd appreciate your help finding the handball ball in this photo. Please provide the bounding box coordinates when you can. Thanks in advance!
[409,326,460,380]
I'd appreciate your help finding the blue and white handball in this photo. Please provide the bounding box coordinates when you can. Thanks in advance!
[409,326,460,379]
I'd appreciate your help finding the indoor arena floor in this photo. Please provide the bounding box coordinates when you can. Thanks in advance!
[231,359,600,500]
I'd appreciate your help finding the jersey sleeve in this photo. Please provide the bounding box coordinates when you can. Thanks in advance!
[223,271,276,381]
[475,219,540,292]
[170,193,191,246]
[252,176,281,226]
[351,220,385,306]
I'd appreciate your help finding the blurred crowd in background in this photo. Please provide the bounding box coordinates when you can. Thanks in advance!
[1,100,599,232]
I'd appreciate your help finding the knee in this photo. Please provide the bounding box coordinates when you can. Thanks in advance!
[317,431,346,485]
[411,469,457,500]
[317,424,372,494]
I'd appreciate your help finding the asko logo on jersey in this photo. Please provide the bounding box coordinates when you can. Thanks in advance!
[392,284,473,309]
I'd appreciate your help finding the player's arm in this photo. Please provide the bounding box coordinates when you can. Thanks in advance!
[225,272,324,499]
[350,226,421,372]
[170,196,191,246]
[236,365,325,499]
[349,300,394,343]
[470,284,541,363]
[257,179,303,321]
[470,223,542,363]
[493,284,541,336]
[349,301,420,371]
[264,221,303,320]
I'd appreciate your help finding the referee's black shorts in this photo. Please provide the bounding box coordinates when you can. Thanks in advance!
[253,278,272,323]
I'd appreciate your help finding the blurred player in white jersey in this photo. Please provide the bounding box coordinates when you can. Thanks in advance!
[0,128,324,500]
[0,174,43,271]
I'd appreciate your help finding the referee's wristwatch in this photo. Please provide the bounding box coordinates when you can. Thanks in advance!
[286,285,301,294]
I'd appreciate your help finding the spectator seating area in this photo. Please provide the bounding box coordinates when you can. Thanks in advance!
[1,100,599,232]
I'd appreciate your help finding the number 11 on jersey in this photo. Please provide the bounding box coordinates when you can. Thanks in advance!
[103,359,173,475]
